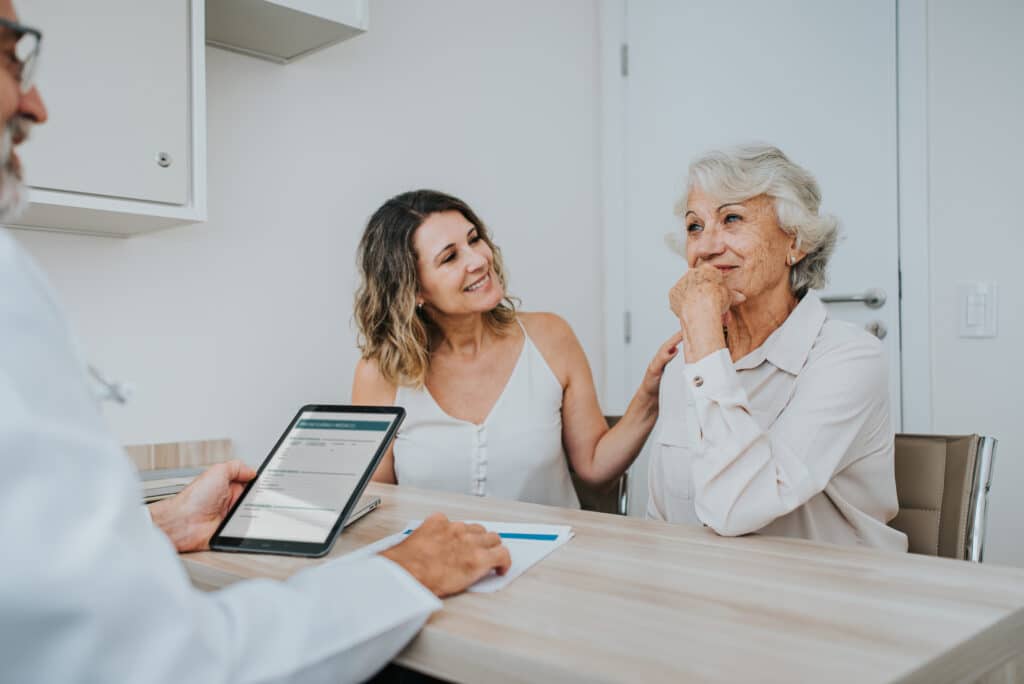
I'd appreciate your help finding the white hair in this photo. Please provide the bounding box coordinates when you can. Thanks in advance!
[672,144,840,296]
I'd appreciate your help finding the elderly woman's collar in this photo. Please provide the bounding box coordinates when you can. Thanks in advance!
[732,292,828,375]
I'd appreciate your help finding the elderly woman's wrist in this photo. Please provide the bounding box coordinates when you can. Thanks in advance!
[682,325,726,364]
[684,343,728,365]
[680,301,721,332]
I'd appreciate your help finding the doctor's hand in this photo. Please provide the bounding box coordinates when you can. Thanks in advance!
[381,513,512,598]
[148,459,257,553]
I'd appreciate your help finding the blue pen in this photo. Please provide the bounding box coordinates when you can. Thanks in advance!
[401,529,558,541]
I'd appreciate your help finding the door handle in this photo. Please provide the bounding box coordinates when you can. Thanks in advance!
[821,288,886,309]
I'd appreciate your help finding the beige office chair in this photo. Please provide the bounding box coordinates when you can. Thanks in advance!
[570,416,629,516]
[888,433,997,562]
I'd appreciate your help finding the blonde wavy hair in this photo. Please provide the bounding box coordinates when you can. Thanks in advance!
[354,190,517,387]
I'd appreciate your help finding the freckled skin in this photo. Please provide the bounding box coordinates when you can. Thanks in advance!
[691,193,790,296]
[668,186,805,363]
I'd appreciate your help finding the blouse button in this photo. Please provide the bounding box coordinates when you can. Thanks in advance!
[693,375,704,388]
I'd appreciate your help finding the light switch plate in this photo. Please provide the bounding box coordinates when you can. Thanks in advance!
[958,281,998,338]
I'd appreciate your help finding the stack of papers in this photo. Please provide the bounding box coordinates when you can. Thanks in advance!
[142,479,191,503]
[139,467,202,503]
[353,521,574,592]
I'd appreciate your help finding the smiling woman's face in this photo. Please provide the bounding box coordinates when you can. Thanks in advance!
[684,185,796,302]
[413,210,504,316]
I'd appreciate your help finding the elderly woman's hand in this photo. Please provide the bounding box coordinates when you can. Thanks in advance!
[668,264,746,363]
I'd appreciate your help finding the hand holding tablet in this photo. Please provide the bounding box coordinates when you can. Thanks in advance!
[206,404,515,600]
[149,459,257,553]
[210,404,403,557]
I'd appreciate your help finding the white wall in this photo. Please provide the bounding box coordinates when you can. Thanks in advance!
[13,0,603,465]
[927,0,1023,567]
[13,0,1021,568]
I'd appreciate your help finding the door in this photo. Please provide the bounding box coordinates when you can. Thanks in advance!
[19,0,191,205]
[620,0,901,515]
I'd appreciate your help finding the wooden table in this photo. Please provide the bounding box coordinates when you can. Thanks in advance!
[183,483,1024,683]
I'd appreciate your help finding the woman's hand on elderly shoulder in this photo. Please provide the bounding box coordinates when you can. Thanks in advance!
[639,329,685,399]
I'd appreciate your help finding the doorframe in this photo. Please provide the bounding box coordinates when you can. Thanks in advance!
[599,0,629,415]
[896,0,933,432]
[599,0,933,432]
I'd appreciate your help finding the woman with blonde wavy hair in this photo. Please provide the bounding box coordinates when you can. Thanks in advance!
[353,189,679,507]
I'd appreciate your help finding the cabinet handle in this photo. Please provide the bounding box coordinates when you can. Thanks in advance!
[156,152,173,168]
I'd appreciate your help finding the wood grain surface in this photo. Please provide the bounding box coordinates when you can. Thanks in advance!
[182,483,1024,683]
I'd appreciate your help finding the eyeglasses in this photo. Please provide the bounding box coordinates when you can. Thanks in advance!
[0,17,41,94]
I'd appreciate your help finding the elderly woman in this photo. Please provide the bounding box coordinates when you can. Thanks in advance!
[649,144,908,551]
[352,189,680,507]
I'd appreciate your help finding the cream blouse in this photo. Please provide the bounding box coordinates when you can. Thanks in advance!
[647,291,908,551]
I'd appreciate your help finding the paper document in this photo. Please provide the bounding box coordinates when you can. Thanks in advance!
[139,467,203,503]
[350,521,573,592]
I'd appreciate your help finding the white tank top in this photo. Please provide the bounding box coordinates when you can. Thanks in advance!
[393,323,581,509]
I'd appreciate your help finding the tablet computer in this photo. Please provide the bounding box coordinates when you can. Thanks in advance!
[210,404,404,557]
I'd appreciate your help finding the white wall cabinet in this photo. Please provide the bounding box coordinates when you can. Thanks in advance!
[12,0,206,237]
[206,0,368,64]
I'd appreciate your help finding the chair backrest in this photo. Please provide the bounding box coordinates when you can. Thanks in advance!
[570,416,629,516]
[889,433,997,562]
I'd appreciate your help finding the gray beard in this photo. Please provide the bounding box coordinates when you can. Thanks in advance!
[0,123,28,224]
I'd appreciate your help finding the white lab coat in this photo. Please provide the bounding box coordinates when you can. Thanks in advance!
[0,229,442,684]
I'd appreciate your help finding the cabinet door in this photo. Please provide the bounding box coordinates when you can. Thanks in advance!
[19,1,190,205]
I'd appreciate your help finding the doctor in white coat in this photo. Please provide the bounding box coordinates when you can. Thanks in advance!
[0,3,510,682]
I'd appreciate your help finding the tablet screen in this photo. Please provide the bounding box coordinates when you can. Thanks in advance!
[218,409,400,544]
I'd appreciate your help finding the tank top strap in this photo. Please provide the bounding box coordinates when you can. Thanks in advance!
[515,316,563,396]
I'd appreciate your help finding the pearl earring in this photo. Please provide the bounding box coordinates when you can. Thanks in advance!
[787,255,796,266]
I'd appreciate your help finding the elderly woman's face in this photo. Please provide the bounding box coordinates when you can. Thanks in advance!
[684,185,795,301]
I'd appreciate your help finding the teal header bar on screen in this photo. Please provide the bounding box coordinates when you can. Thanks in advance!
[296,419,390,431]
